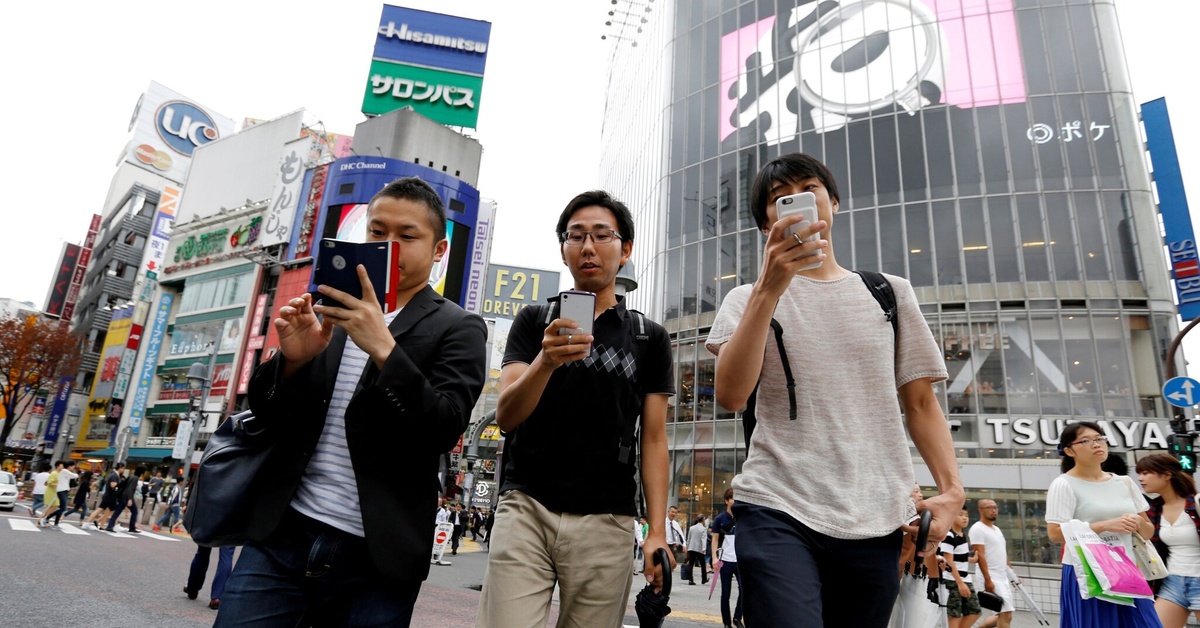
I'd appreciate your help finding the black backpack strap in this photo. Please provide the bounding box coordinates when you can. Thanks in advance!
[854,270,898,343]
[770,318,797,421]
[619,310,649,465]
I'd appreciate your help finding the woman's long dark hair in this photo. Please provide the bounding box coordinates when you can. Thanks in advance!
[1059,421,1106,473]
[77,471,94,493]
[1136,452,1197,498]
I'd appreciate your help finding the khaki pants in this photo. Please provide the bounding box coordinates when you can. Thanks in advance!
[478,490,635,628]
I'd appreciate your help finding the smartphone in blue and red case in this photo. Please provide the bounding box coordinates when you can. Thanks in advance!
[310,239,401,313]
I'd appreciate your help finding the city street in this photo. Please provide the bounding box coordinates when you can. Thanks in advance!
[0,501,725,627]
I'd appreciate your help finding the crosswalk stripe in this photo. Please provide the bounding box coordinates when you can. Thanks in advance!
[138,530,181,542]
[9,519,39,531]
[58,523,90,535]
[104,531,135,538]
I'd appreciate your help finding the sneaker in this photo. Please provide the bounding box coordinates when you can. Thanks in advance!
[129,528,142,534]
[152,525,161,532]
[82,523,96,530]
[26,506,34,516]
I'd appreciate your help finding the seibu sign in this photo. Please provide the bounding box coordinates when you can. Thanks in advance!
[981,417,1169,450]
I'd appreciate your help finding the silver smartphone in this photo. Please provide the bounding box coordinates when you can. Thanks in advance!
[776,191,822,271]
[557,290,596,337]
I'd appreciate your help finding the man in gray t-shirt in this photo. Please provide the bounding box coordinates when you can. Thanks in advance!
[706,153,964,627]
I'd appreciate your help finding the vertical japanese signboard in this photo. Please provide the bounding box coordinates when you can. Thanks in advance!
[128,294,174,434]
[60,214,101,326]
[1143,98,1200,320]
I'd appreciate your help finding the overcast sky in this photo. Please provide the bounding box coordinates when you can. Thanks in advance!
[2,0,1199,365]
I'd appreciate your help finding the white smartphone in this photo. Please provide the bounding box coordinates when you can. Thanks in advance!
[776,191,822,271]
[557,290,596,337]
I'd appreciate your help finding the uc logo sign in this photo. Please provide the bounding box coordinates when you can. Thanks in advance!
[155,100,220,156]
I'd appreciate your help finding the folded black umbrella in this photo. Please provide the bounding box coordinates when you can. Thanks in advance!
[634,548,673,627]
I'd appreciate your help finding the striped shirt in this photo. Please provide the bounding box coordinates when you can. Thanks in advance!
[292,311,400,536]
[940,528,972,584]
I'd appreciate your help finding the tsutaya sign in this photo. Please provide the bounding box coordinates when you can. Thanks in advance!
[981,417,1170,450]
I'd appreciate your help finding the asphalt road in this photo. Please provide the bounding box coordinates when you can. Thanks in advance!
[0,503,724,627]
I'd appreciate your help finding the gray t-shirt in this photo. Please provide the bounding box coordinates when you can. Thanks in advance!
[706,272,946,540]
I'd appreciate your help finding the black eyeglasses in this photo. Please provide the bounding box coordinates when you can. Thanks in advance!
[560,228,622,246]
[1070,437,1109,448]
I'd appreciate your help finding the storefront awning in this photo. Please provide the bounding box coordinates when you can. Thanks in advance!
[84,447,175,463]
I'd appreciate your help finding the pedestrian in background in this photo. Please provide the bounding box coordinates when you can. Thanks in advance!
[83,462,123,530]
[185,543,236,610]
[154,479,183,532]
[41,460,77,527]
[36,461,61,526]
[1045,421,1160,627]
[1137,452,1199,628]
[941,507,981,628]
[449,503,465,556]
[25,463,50,518]
[145,471,164,511]
[667,505,686,558]
[687,514,709,585]
[712,488,743,628]
[106,465,144,533]
[61,470,93,524]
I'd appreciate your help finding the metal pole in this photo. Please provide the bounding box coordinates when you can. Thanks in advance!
[1165,317,1200,433]
[179,344,216,499]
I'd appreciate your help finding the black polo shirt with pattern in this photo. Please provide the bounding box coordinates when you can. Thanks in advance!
[500,295,674,516]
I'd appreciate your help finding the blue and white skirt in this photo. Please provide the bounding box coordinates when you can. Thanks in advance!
[1059,564,1162,628]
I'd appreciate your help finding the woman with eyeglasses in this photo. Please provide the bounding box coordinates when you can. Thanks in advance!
[1137,453,1200,628]
[1045,420,1162,627]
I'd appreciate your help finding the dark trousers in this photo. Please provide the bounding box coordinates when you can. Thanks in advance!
[61,499,88,522]
[687,551,708,583]
[187,545,235,601]
[720,560,743,626]
[215,508,420,627]
[450,523,462,553]
[733,502,902,628]
[44,490,70,524]
[107,500,139,531]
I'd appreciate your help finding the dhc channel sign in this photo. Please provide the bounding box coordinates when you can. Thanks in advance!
[156,100,221,156]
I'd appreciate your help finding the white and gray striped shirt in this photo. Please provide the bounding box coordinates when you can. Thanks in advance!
[292,311,400,536]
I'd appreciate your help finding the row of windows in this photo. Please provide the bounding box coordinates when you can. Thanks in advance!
[177,273,254,314]
[667,311,1173,423]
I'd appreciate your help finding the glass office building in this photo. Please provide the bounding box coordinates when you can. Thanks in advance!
[599,0,1183,591]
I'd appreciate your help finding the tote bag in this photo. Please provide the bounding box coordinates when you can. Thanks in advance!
[1119,476,1170,581]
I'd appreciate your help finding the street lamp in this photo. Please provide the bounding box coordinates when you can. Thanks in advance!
[54,406,81,462]
[179,343,217,494]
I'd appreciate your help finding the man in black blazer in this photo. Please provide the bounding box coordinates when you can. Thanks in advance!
[215,177,487,627]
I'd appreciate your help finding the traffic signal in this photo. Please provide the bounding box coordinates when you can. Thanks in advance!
[1169,433,1197,473]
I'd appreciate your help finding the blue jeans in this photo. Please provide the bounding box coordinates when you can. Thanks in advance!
[719,560,743,625]
[158,504,181,528]
[31,493,44,513]
[733,502,902,628]
[215,508,421,627]
[187,545,235,601]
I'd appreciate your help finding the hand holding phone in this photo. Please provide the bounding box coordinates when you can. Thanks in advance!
[775,191,822,271]
[555,290,596,360]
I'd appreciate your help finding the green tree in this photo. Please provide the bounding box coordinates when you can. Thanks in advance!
[0,315,81,459]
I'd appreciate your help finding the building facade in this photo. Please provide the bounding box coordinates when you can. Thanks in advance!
[599,0,1184,595]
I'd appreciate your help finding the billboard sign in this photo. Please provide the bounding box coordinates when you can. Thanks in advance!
[462,200,495,314]
[125,81,236,184]
[60,214,101,325]
[1143,98,1200,320]
[41,376,74,443]
[262,136,314,248]
[44,243,80,318]
[127,293,174,434]
[364,6,491,127]
[483,264,559,320]
[363,59,484,127]
[373,5,491,76]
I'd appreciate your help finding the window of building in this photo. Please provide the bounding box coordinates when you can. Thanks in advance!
[179,272,254,313]
[906,203,933,287]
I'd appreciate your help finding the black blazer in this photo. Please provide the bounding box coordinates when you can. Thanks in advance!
[246,285,487,583]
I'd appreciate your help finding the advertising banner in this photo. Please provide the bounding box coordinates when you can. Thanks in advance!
[483,264,559,320]
[237,294,270,395]
[262,136,314,248]
[60,214,101,325]
[128,293,174,434]
[373,5,491,77]
[362,59,484,127]
[41,376,74,443]
[125,81,236,184]
[462,200,495,315]
[1142,98,1200,321]
[43,243,80,318]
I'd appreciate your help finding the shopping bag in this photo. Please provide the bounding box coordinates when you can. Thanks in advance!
[1068,520,1153,598]
[890,510,941,628]
[1130,533,1169,581]
[1061,520,1137,606]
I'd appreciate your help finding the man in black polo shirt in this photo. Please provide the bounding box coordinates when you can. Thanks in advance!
[477,190,674,627]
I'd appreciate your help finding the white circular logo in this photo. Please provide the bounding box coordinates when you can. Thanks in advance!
[332,255,347,270]
[475,482,490,497]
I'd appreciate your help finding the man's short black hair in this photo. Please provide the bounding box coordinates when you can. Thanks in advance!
[749,153,841,231]
[369,177,448,242]
[115,461,126,470]
[555,190,635,244]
